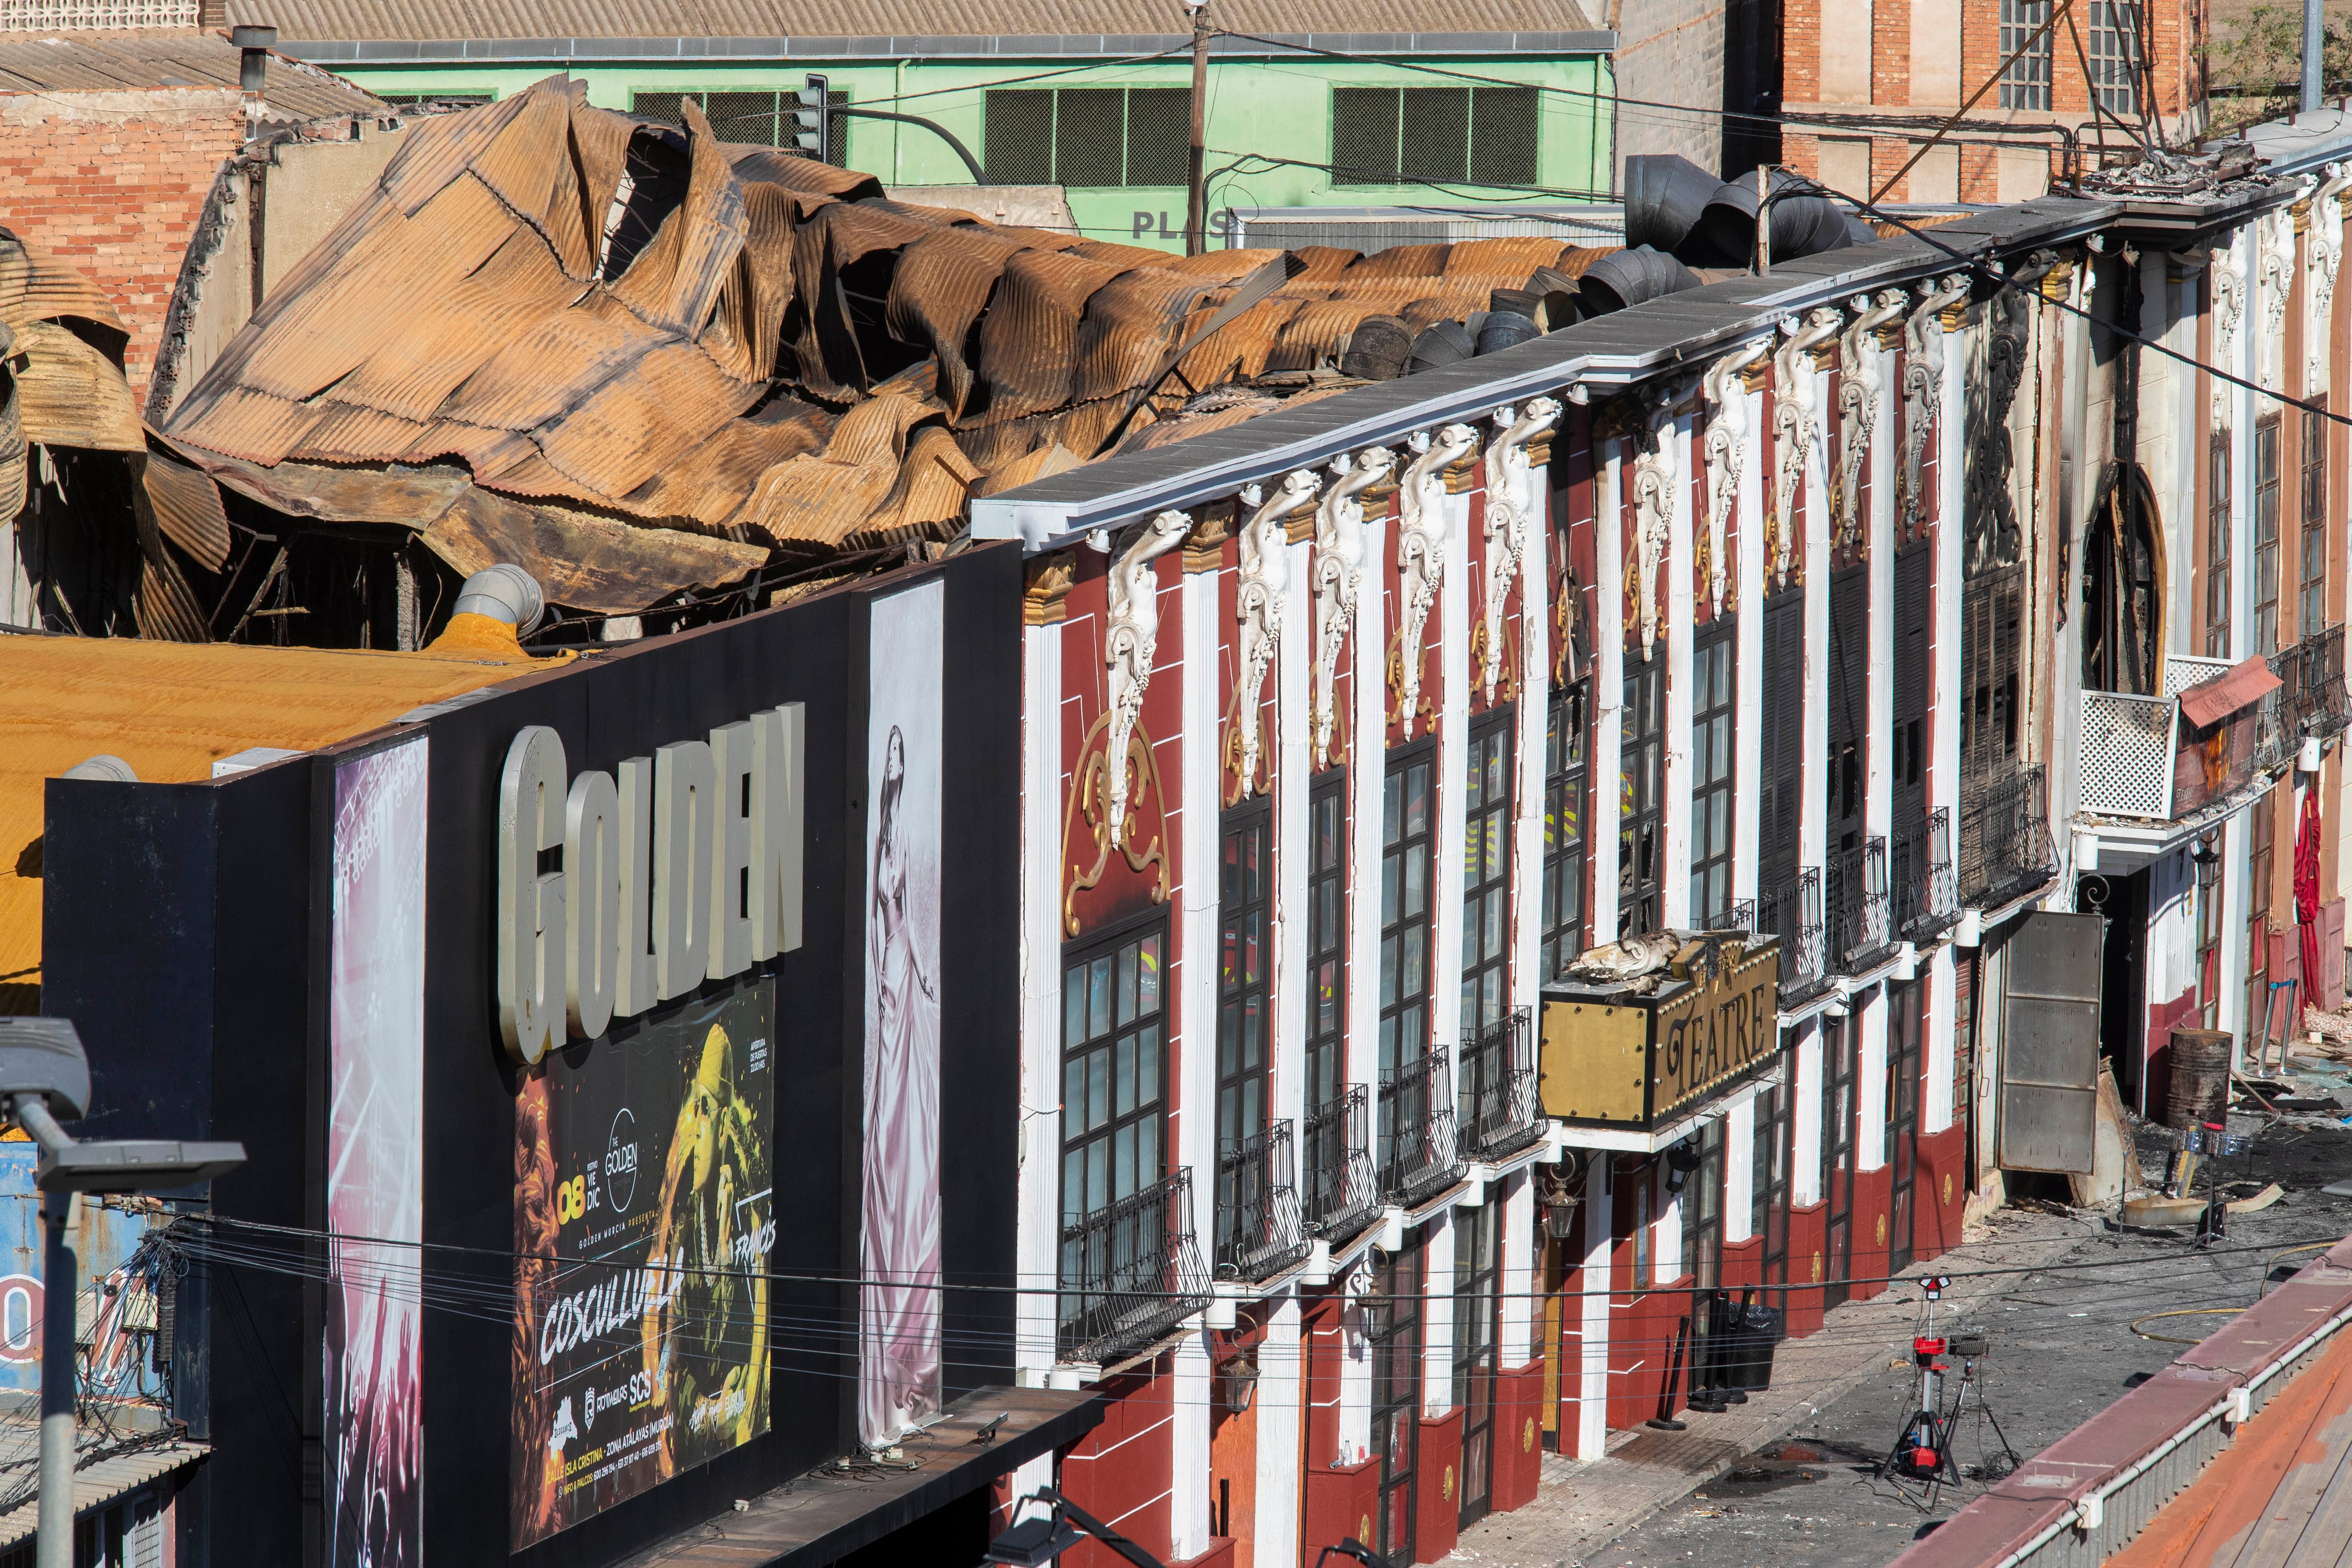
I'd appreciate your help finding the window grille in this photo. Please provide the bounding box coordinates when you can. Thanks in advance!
[1998,0,2054,111]
[2086,0,2143,116]
[1330,86,1538,188]
[983,87,1188,188]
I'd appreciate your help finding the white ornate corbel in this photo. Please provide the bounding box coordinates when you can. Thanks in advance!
[2212,246,2246,424]
[1771,307,1843,589]
[1899,274,1971,536]
[1700,341,1766,617]
[1103,509,1192,848]
[2311,163,2347,391]
[1628,385,1678,661]
[2258,206,2295,390]
[1481,397,1561,700]
[1394,424,1476,735]
[1834,290,1908,555]
[1232,470,1319,795]
[1312,446,1396,767]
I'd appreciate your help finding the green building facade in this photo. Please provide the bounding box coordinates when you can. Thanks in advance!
[271,28,1616,250]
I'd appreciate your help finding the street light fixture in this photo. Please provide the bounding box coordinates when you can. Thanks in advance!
[983,1489,1169,1568]
[0,1019,246,1568]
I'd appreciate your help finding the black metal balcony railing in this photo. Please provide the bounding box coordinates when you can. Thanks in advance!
[1701,898,1756,933]
[2292,624,2352,740]
[1957,764,2057,909]
[1754,868,1828,1002]
[1214,1121,1311,1283]
[1302,1085,1380,1242]
[1057,1170,1213,1365]
[1891,807,1959,941]
[1458,1007,1546,1162]
[1377,1045,1465,1210]
[1825,836,1894,974]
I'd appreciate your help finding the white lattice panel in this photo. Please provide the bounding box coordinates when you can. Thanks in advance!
[0,0,197,28]
[2079,690,2178,819]
[2163,654,2233,699]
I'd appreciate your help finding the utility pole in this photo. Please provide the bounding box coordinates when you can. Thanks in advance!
[2304,0,2324,112]
[35,1192,70,1568]
[1184,0,1210,255]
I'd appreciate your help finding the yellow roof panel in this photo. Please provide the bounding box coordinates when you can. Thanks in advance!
[1,635,561,990]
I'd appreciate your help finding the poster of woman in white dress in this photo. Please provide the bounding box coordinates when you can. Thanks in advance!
[860,580,944,1447]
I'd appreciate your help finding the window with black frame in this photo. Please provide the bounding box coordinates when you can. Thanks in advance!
[2197,847,2224,1027]
[1059,923,1168,1230]
[1620,660,1665,937]
[1216,806,1272,1262]
[1689,629,1736,925]
[1755,1075,1790,1289]
[1888,979,1923,1274]
[1462,716,1514,1031]
[2257,414,2282,655]
[1454,1202,1502,1527]
[1307,775,1348,1110]
[2302,402,2328,639]
[1542,681,1590,979]
[1371,1236,1424,1565]
[1381,749,1437,1076]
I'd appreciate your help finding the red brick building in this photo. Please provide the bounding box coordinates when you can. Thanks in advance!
[0,27,378,400]
[1780,0,2209,202]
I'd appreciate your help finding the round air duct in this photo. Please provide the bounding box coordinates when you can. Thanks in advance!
[1623,154,1722,256]
[1339,316,1411,381]
[1689,169,1880,266]
[1475,312,1543,355]
[1575,246,1701,318]
[453,564,546,636]
[60,756,137,783]
[1406,320,1475,374]
[1488,287,1540,319]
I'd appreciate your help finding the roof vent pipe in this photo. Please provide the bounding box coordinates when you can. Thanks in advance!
[60,756,137,784]
[1623,155,1722,256]
[453,564,546,636]
[1574,246,1701,318]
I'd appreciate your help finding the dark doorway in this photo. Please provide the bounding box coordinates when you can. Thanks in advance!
[1823,1011,1859,1310]
[1371,1233,1425,1567]
[1887,978,1924,1274]
[1454,1201,1502,1528]
[2079,867,2151,1113]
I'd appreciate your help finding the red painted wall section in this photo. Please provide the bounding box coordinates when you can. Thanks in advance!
[1174,1539,1237,1568]
[1913,1123,1966,1262]
[1060,1361,1177,1568]
[1413,1406,1465,1563]
[1491,1359,1545,1512]
[1301,1457,1378,1567]
[1784,1202,1828,1337]
[1850,1163,1892,1301]
[1720,1234,1764,1292]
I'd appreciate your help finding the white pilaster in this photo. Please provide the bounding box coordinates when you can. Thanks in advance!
[1254,1293,1303,1567]
[1017,620,1065,1379]
[1733,383,1767,907]
[1279,531,1313,1134]
[1801,372,1830,881]
[1793,1020,1824,1206]
[1422,1210,1457,1414]
[1593,441,1625,939]
[1662,411,1696,928]
[1927,326,1964,1133]
[1515,473,1552,1000]
[1351,508,1389,1099]
[1170,565,1218,1560]
[1867,344,1895,846]
[1434,485,1473,1052]
[1925,945,1957,1134]
[1572,1159,1613,1460]
[1501,1170,1536,1364]
[1724,1095,1756,1242]
[1858,986,1888,1171]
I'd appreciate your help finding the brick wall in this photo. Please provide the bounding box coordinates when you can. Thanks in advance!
[0,89,243,401]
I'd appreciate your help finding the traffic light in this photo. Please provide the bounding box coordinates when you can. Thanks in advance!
[793,74,830,164]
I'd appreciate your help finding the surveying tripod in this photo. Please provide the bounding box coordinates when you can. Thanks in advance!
[1881,1274,2022,1510]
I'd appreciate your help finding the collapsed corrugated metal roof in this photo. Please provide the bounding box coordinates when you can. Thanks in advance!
[157,75,1616,623]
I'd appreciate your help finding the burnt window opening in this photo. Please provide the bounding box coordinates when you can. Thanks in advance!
[2207,430,2232,657]
[2301,401,2329,640]
[1619,658,1665,938]
[2255,414,2282,656]
[2082,462,2162,695]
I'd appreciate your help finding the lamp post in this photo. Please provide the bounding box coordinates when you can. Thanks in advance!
[0,1020,245,1568]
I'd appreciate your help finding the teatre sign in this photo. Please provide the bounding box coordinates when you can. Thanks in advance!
[497,708,804,1064]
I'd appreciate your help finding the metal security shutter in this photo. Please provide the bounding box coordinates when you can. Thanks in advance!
[1759,590,1807,890]
[1893,543,1931,827]
[1997,912,2105,1173]
[1827,561,1868,850]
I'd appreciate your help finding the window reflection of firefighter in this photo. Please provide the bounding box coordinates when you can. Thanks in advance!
[649,1020,769,1463]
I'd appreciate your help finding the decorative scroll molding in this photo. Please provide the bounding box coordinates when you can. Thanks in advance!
[2311,164,2348,391]
[1481,397,1560,700]
[1392,424,1476,736]
[1103,509,1191,848]
[1312,446,1397,767]
[1627,385,1678,661]
[1770,308,1843,591]
[1833,291,1907,557]
[1230,469,1319,799]
[1700,342,1766,617]
[1899,274,1971,541]
[1061,713,1169,935]
[2211,249,2246,424]
[2258,205,2296,390]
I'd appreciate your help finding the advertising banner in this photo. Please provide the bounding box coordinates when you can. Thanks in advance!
[859,580,944,1447]
[511,980,775,1549]
[326,736,429,1568]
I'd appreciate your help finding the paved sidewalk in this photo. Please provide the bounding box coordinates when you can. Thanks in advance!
[1444,1210,2088,1568]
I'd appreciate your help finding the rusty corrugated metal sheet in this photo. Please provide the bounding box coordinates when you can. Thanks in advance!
[162,80,1617,597]
[0,27,382,120]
